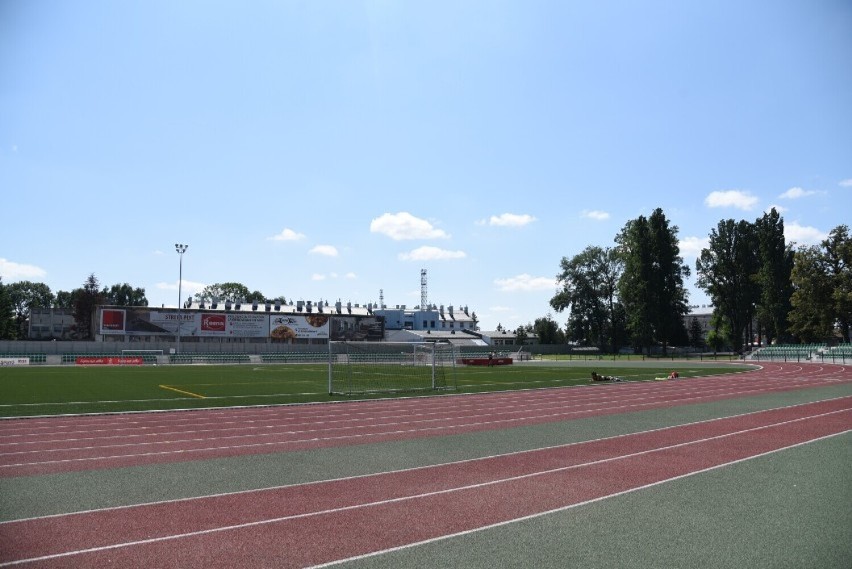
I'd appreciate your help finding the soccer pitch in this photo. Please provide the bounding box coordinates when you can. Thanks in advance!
[0,362,753,417]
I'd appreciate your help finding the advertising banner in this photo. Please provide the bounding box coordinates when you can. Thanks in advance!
[97,307,381,340]
[269,314,330,340]
[0,357,30,366]
[99,308,194,336]
[198,313,227,336]
[100,309,126,334]
[75,357,144,366]
[226,313,268,337]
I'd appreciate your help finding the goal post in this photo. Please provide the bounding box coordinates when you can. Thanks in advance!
[328,341,458,396]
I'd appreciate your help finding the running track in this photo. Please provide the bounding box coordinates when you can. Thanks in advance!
[1,362,851,567]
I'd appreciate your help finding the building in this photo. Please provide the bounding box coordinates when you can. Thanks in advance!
[27,308,75,340]
[376,304,476,333]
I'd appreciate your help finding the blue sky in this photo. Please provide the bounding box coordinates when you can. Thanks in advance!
[1,0,850,332]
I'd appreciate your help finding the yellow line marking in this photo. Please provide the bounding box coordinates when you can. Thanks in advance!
[159,385,206,399]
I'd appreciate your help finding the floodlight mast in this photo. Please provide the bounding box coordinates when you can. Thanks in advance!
[175,243,189,354]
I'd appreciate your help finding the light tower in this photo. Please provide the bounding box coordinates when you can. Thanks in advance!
[420,269,428,308]
[175,243,188,354]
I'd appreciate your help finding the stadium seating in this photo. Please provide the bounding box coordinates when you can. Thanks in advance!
[751,344,826,361]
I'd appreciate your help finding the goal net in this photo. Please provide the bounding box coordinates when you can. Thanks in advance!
[328,341,458,396]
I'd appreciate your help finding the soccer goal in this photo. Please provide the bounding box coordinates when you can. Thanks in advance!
[328,341,458,396]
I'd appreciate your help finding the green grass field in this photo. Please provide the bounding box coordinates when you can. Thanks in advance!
[0,362,755,418]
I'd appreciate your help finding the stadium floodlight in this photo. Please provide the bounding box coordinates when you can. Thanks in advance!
[175,243,189,354]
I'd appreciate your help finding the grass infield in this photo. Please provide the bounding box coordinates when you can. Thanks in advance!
[0,363,754,418]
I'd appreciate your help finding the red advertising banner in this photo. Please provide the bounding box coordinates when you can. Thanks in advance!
[75,357,144,366]
[200,314,226,333]
[100,309,126,332]
[458,357,513,366]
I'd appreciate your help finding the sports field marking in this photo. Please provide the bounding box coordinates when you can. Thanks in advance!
[1,410,847,567]
[309,429,851,569]
[2,382,848,470]
[158,385,206,399]
[0,390,330,410]
[2,395,846,526]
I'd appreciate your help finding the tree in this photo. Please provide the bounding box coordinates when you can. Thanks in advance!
[696,219,759,353]
[822,225,852,342]
[532,315,564,344]
[754,208,794,345]
[787,226,852,343]
[73,274,104,340]
[514,326,528,345]
[617,209,690,355]
[0,278,16,340]
[198,283,254,303]
[102,283,148,307]
[54,290,75,309]
[647,208,691,353]
[706,311,731,353]
[551,245,623,351]
[246,290,266,303]
[7,281,54,337]
[617,216,654,353]
[689,317,704,349]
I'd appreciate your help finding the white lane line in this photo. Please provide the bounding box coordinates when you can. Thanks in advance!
[0,410,849,567]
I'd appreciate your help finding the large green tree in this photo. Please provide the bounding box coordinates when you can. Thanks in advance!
[822,225,852,342]
[102,283,148,307]
[197,283,266,304]
[788,246,834,342]
[551,245,623,350]
[54,290,75,309]
[0,278,16,340]
[73,274,104,340]
[617,209,690,355]
[754,208,794,345]
[788,225,852,342]
[696,219,760,352]
[531,315,565,345]
[6,281,54,337]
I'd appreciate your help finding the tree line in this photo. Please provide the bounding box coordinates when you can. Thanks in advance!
[3,212,850,348]
[538,208,849,353]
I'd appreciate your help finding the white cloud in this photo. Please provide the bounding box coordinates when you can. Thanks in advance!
[494,273,557,292]
[581,210,610,221]
[309,245,338,257]
[785,222,827,246]
[268,228,306,241]
[487,213,536,227]
[370,212,449,240]
[678,236,708,258]
[155,279,206,295]
[779,187,816,199]
[311,273,326,281]
[345,272,357,279]
[704,190,759,211]
[0,258,47,281]
[839,179,852,187]
[765,204,787,214]
[398,246,466,261]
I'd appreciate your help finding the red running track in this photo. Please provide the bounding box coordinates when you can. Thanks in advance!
[1,396,850,568]
[1,363,850,477]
